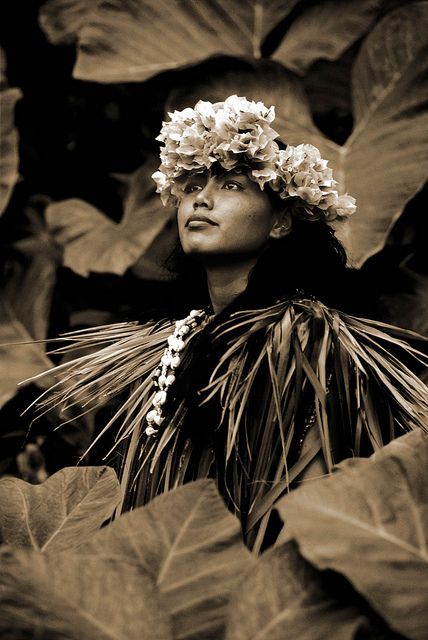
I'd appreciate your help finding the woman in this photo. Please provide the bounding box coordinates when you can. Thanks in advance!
[36,95,428,550]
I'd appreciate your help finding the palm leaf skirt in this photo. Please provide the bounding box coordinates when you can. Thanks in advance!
[27,299,428,548]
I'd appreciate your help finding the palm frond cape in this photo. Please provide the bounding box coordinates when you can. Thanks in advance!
[32,298,428,548]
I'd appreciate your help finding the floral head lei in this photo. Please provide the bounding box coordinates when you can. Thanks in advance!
[152,94,356,222]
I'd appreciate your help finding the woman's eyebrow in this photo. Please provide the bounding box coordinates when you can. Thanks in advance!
[218,172,246,182]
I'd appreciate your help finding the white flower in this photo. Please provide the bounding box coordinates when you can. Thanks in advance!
[152,96,356,223]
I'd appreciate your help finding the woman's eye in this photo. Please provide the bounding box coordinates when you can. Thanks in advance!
[223,182,243,191]
[183,183,202,193]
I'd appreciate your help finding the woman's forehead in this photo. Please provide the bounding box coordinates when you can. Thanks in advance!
[181,166,251,182]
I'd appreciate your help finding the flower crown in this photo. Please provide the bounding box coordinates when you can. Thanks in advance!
[152,95,356,222]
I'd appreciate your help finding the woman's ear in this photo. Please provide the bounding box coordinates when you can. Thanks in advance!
[269,210,293,239]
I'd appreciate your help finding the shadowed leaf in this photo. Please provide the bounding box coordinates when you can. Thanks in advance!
[0,47,22,215]
[83,479,255,640]
[276,431,428,640]
[0,546,172,639]
[69,0,297,82]
[0,198,59,406]
[0,300,54,408]
[45,157,175,278]
[38,0,98,44]
[226,541,375,639]
[272,3,428,266]
[273,0,384,75]
[302,48,354,117]
[0,466,121,552]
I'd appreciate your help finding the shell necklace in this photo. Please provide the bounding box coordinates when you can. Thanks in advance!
[145,309,207,436]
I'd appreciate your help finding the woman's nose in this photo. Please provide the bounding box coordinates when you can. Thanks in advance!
[194,184,214,209]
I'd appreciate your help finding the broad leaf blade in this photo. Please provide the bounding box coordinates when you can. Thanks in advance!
[46,158,176,278]
[0,47,22,215]
[0,466,121,552]
[0,300,54,408]
[0,198,60,406]
[273,0,383,75]
[276,431,428,640]
[272,2,428,267]
[70,0,296,82]
[84,479,255,640]
[0,546,172,640]
[226,541,375,640]
[343,2,428,264]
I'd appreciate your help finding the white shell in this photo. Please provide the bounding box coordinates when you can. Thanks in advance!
[179,325,190,335]
[174,338,185,352]
[145,426,158,436]
[153,390,167,406]
[170,356,181,369]
[146,409,158,423]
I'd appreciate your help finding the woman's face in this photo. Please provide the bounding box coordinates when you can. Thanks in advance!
[177,169,280,259]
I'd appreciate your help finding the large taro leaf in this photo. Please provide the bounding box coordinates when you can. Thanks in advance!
[0,47,22,216]
[64,0,298,82]
[0,199,59,406]
[0,546,172,640]
[5,197,60,341]
[0,300,54,408]
[45,157,176,278]
[82,479,255,640]
[276,431,428,640]
[273,2,428,266]
[225,541,376,640]
[273,0,384,75]
[0,466,121,552]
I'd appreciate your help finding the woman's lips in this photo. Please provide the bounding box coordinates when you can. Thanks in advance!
[186,215,217,228]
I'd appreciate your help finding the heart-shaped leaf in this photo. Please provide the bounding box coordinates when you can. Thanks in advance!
[0,47,22,216]
[276,430,428,640]
[272,2,428,266]
[83,479,255,640]
[68,0,298,82]
[273,0,384,75]
[0,546,172,640]
[226,541,376,639]
[0,466,121,552]
[46,157,176,277]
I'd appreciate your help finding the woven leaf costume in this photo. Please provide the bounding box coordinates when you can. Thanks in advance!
[34,297,428,547]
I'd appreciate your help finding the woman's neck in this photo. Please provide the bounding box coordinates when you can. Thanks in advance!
[204,256,259,315]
